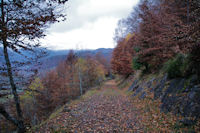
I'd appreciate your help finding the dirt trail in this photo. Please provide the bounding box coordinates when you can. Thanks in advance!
[37,80,143,132]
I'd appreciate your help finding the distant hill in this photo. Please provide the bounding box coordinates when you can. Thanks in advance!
[78,48,113,61]
[0,47,113,71]
[40,48,113,71]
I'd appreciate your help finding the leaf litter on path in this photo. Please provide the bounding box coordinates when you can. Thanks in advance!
[36,80,143,132]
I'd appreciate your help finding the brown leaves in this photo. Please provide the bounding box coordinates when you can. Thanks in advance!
[33,80,200,132]
[131,90,186,132]
[111,39,134,76]
[36,80,143,132]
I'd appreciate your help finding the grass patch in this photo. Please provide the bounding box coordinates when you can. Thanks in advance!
[81,88,100,99]
[118,81,129,89]
[49,106,65,120]
[102,88,123,96]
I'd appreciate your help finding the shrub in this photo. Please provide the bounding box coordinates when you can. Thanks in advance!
[134,47,141,53]
[164,54,187,79]
[132,57,143,70]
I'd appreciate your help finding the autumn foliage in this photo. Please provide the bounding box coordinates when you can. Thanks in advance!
[0,50,108,131]
[111,38,133,76]
[112,0,200,75]
[26,51,106,123]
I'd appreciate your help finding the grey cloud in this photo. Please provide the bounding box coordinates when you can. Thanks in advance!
[48,0,136,33]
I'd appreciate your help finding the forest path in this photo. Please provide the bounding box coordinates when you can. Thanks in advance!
[37,80,143,132]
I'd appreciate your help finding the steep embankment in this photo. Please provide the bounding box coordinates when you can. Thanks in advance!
[124,72,200,132]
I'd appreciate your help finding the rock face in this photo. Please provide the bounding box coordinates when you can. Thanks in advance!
[128,80,139,92]
[128,74,200,119]
[153,74,168,99]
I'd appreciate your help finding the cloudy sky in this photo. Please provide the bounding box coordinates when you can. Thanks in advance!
[41,0,139,50]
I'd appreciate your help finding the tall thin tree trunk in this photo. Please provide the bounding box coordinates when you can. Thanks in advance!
[3,41,25,133]
[1,0,25,132]
[76,50,83,96]
[31,90,38,126]
[78,64,83,96]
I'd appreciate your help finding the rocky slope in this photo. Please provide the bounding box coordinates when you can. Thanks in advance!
[127,72,200,127]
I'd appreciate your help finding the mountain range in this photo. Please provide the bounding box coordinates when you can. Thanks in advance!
[0,47,113,71]
[40,48,113,70]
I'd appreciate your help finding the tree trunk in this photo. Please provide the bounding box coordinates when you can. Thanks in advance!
[78,67,83,96]
[0,106,18,126]
[78,61,83,95]
[3,41,26,133]
[1,0,25,132]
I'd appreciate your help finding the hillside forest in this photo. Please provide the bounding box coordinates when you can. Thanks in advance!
[0,0,200,132]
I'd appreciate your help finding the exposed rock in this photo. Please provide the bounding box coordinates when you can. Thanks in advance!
[146,78,154,88]
[132,87,144,97]
[161,95,177,113]
[188,92,196,99]
[165,78,185,94]
[184,75,199,92]
[139,92,147,100]
[179,118,197,127]
[160,79,200,118]
[128,80,139,91]
[153,74,168,99]
[190,75,198,86]
[129,73,200,119]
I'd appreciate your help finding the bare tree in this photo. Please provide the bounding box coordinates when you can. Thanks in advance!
[0,0,68,132]
[113,5,141,43]
[77,52,83,96]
